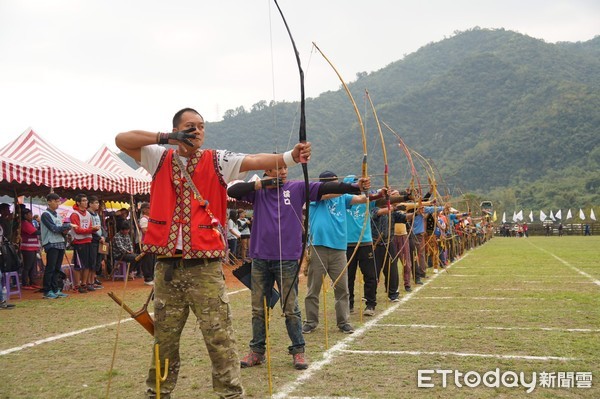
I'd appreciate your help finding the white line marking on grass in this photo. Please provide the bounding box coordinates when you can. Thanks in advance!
[416,296,551,300]
[0,318,136,356]
[528,242,600,287]
[338,349,576,362]
[0,287,249,356]
[271,253,471,399]
[377,323,600,333]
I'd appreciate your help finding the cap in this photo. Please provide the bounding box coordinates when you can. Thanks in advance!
[319,170,337,180]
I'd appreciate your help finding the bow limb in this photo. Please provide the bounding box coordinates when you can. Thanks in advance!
[365,90,394,288]
[312,42,369,289]
[272,0,309,315]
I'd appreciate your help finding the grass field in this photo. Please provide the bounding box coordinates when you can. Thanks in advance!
[1,236,599,398]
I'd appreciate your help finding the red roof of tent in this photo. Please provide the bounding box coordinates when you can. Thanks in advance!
[88,145,151,195]
[0,128,129,195]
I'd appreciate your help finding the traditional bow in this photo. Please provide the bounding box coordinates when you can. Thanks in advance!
[312,42,370,289]
[272,0,309,314]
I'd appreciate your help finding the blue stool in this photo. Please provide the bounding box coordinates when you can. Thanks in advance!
[2,271,22,300]
[112,261,128,281]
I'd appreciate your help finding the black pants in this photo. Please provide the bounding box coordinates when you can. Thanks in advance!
[21,250,37,286]
[42,247,65,294]
[374,243,399,299]
[347,244,378,308]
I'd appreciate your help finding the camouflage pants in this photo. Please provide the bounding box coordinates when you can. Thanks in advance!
[146,258,244,399]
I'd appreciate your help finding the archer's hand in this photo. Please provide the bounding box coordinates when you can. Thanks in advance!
[159,127,197,147]
[292,142,311,163]
[357,177,371,192]
[260,177,284,189]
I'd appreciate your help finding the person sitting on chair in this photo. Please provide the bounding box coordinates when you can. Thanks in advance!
[112,221,137,278]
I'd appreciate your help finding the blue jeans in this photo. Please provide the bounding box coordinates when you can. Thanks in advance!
[249,259,304,354]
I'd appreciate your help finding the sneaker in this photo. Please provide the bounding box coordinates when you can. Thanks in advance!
[77,285,88,293]
[389,297,400,303]
[349,306,355,314]
[240,351,265,368]
[302,324,316,334]
[292,352,309,370]
[43,291,58,299]
[415,278,424,285]
[54,290,69,298]
[0,300,16,309]
[364,306,375,316]
[94,278,102,285]
[339,324,355,334]
[93,283,104,289]
[86,285,96,292]
[144,280,155,286]
[405,286,412,292]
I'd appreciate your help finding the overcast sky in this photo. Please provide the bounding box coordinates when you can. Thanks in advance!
[0,0,598,161]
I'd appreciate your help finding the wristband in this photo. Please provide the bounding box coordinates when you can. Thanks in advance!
[283,149,297,167]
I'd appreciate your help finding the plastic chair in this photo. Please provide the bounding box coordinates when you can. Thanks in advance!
[112,260,128,281]
[2,271,22,300]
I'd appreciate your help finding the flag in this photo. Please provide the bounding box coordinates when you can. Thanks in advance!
[566,209,572,220]
[550,210,556,221]
[512,211,517,222]
[579,208,585,220]
[591,209,597,221]
[540,210,547,221]
[517,210,523,221]
[528,210,534,222]
[555,209,562,219]
[502,212,506,224]
[492,211,497,222]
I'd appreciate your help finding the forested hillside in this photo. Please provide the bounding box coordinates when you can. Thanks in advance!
[123,28,600,211]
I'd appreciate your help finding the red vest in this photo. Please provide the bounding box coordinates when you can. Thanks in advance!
[142,148,228,259]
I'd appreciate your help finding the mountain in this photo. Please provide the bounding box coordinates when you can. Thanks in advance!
[124,28,600,212]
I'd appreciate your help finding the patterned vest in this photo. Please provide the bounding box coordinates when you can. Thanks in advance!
[142,148,227,259]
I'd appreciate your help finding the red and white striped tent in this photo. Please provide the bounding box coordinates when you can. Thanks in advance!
[88,145,151,195]
[0,128,130,197]
[0,154,52,195]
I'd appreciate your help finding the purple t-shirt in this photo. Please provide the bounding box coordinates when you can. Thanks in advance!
[242,180,321,260]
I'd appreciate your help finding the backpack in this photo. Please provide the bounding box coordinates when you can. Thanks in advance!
[0,238,23,273]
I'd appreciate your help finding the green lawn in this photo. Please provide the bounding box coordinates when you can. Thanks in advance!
[1,236,598,398]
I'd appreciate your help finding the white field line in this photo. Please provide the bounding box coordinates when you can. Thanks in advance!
[528,242,600,287]
[338,349,576,362]
[271,252,471,399]
[0,287,249,357]
[415,296,554,300]
[429,287,556,291]
[377,323,600,333]
[449,274,585,278]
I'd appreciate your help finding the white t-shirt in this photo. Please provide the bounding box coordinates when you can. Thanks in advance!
[140,145,247,183]
[139,145,248,249]
[227,219,241,240]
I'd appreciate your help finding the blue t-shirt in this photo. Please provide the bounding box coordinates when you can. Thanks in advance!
[345,197,373,245]
[412,206,444,235]
[309,194,353,250]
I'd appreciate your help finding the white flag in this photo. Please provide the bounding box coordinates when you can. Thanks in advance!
[550,210,556,221]
[528,210,534,222]
[517,210,523,221]
[555,209,562,220]
[502,212,506,224]
[540,210,547,221]
[579,208,585,220]
[512,211,517,222]
[591,209,597,221]
[566,209,572,220]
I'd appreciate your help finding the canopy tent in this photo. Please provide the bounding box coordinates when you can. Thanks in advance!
[0,154,52,195]
[0,128,141,199]
[87,144,151,195]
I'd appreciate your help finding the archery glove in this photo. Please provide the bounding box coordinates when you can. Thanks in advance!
[158,127,197,147]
